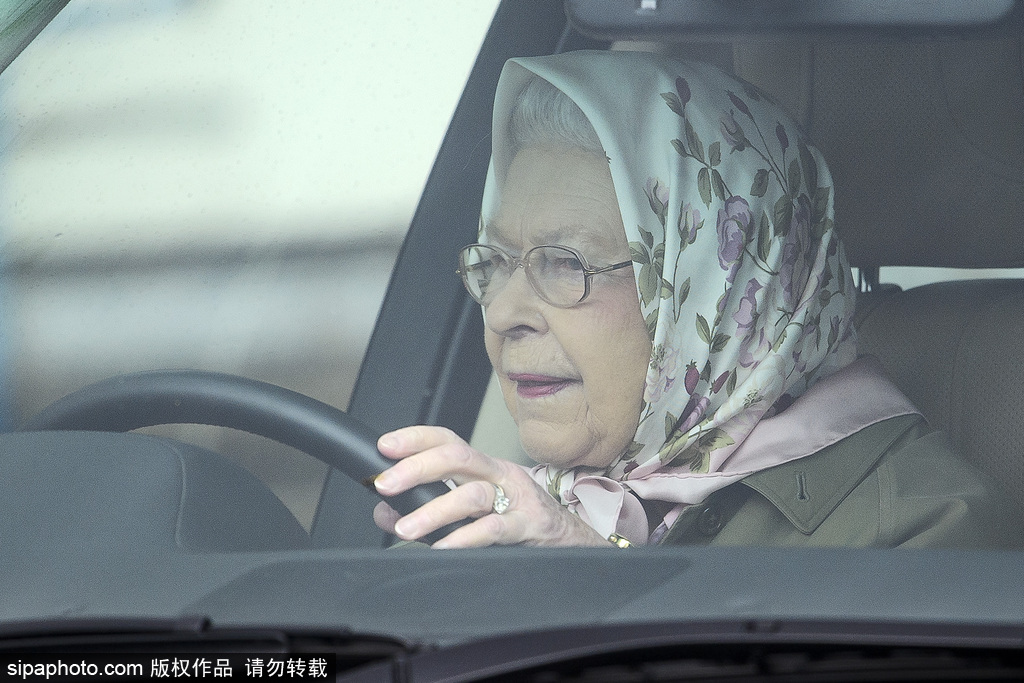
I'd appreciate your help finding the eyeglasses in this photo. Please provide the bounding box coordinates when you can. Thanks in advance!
[456,243,632,308]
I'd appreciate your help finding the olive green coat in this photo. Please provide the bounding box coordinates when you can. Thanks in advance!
[661,414,1022,549]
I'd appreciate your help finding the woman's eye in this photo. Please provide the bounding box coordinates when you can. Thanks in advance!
[555,256,584,272]
[485,254,508,271]
[469,261,493,277]
[529,248,585,278]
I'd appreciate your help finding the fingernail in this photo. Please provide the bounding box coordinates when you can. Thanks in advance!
[378,434,399,450]
[393,517,420,539]
[374,471,397,493]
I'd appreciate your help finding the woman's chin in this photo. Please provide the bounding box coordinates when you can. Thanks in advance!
[517,421,615,470]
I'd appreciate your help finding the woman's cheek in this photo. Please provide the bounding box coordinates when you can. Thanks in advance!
[579,289,652,458]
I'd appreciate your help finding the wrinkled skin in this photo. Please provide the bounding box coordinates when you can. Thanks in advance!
[373,145,651,548]
[373,426,611,547]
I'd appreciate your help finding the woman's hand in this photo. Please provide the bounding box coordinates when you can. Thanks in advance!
[372,425,611,548]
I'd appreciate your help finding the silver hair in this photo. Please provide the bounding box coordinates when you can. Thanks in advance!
[507,76,605,159]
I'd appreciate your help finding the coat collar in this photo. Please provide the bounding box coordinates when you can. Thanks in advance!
[739,413,923,534]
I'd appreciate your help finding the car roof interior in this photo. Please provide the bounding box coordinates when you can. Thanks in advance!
[309,1,1024,547]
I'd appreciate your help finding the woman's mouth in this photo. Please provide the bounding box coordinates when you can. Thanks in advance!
[507,373,575,398]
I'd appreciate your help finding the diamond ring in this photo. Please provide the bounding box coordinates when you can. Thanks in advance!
[491,483,510,515]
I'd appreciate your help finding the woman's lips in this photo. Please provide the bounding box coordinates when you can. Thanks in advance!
[507,373,576,398]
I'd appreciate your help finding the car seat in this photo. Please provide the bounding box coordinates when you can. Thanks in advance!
[731,28,1024,510]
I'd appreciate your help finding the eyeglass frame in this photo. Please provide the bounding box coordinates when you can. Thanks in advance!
[455,242,633,308]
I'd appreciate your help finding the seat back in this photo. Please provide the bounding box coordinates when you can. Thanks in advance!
[731,26,1024,506]
[855,282,1024,510]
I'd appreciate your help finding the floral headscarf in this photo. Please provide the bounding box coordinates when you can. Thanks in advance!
[482,51,912,544]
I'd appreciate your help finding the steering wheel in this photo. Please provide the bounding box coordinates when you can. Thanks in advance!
[20,370,453,523]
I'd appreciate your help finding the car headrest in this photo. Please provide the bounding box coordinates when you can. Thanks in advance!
[732,30,1024,269]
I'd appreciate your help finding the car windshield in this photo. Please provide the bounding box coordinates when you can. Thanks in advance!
[3,0,1024,675]
[0,0,499,528]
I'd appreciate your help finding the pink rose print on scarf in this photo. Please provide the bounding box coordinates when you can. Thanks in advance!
[791,320,817,376]
[732,278,763,334]
[717,196,753,284]
[679,202,702,246]
[739,327,772,368]
[677,394,710,433]
[779,197,814,310]
[645,343,679,404]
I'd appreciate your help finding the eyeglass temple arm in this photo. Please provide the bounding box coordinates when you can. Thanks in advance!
[587,260,633,276]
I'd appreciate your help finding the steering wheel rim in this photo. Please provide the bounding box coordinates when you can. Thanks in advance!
[19,370,452,519]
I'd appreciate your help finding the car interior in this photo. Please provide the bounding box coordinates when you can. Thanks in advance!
[0,0,1020,557]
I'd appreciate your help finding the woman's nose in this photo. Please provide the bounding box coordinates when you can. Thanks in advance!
[483,264,548,338]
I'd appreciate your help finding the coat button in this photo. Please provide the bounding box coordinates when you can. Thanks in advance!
[697,505,723,536]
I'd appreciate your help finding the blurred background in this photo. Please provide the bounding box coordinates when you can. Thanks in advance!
[0,0,500,526]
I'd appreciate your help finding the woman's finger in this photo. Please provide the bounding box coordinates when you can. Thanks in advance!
[431,513,513,549]
[429,484,612,549]
[391,480,498,541]
[376,425,462,458]
[374,433,506,496]
[372,500,401,533]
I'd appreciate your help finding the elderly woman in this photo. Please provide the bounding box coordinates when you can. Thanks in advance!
[372,50,1015,548]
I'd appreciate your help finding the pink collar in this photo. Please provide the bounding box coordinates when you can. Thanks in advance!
[529,357,920,544]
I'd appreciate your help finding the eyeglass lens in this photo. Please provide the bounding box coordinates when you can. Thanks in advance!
[459,245,587,307]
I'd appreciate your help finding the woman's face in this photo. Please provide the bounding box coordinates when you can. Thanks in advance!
[484,144,652,469]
